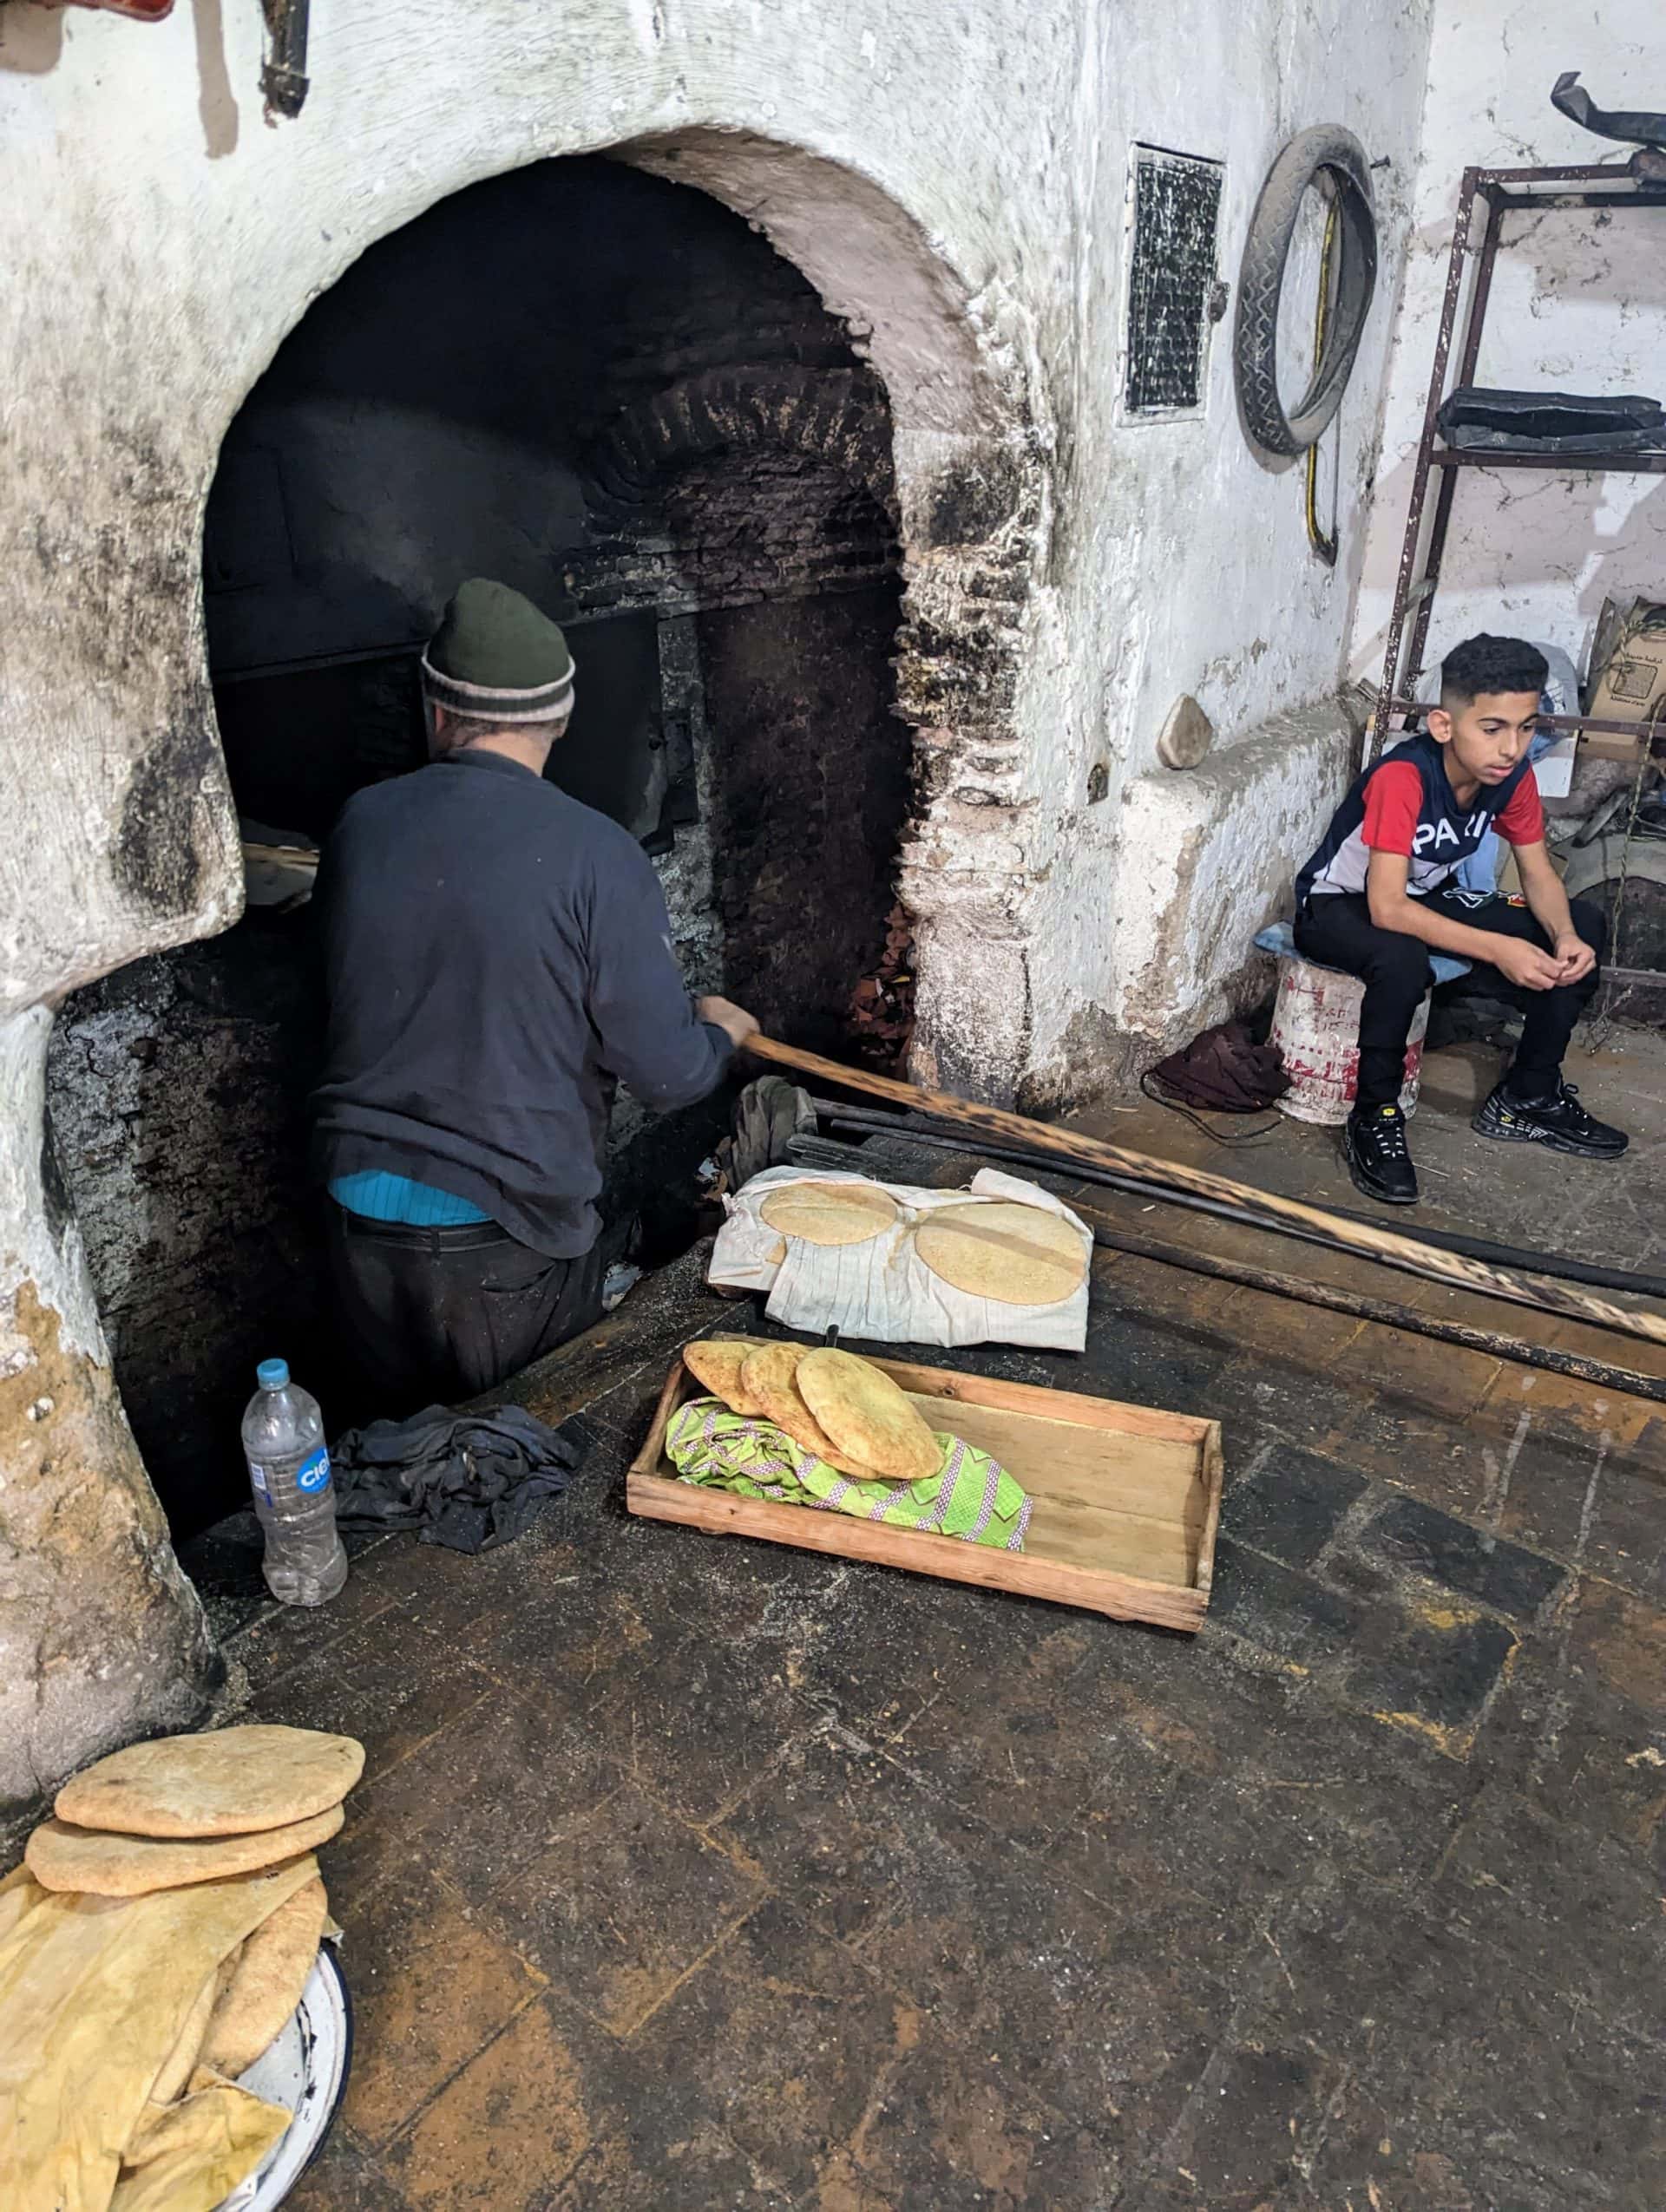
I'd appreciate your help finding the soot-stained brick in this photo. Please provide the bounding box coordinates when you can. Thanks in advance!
[922,453,1025,546]
[1226,1447,1368,1569]
[1345,1609,1519,1743]
[1209,1536,1364,1664]
[112,715,220,916]
[1369,1495,1565,1620]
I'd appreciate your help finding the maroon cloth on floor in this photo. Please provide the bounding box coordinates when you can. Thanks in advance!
[1145,1020,1290,1113]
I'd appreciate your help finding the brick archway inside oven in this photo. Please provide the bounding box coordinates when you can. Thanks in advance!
[49,148,1040,1540]
[8,115,1046,1803]
[582,366,910,1059]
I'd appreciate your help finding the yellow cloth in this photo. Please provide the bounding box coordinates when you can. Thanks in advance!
[0,1855,315,2212]
[666,1397,1032,1549]
[110,2071,290,2212]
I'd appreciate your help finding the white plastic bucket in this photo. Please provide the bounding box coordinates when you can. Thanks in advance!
[1270,954,1428,1126]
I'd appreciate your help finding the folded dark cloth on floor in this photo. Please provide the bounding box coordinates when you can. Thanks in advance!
[1145,1019,1290,1113]
[1437,385,1665,449]
[330,1404,579,1553]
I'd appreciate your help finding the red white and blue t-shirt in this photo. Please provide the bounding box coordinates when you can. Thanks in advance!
[1296,731,1545,903]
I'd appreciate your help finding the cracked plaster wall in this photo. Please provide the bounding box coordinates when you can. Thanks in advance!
[2,0,1440,1090]
[0,1010,220,1814]
[1078,2,1434,1057]
[0,0,1442,1793]
[1354,3,1666,691]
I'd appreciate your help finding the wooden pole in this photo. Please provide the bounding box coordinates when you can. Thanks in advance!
[743,1035,1666,1354]
[1079,1211,1666,1406]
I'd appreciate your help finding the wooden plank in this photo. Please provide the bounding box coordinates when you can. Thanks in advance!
[903,1396,1204,1520]
[869,1355,1213,1446]
[626,1469,1207,1631]
[1023,1497,1197,1587]
[626,1353,1220,1630]
[1195,1426,1225,1600]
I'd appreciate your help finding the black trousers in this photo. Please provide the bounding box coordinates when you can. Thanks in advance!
[1294,888,1606,1110]
[325,1205,606,1416]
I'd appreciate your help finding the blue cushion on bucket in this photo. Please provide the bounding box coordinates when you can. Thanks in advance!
[1254,919,1470,987]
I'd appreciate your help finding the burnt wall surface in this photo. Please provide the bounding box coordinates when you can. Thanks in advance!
[702,578,909,1048]
[43,919,347,1535]
[53,154,906,1537]
[205,156,896,682]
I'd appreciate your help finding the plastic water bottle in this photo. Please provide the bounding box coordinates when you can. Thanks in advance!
[241,1359,348,1607]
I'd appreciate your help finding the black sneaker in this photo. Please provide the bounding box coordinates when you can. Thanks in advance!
[1343,1102,1419,1205]
[1473,1080,1629,1158]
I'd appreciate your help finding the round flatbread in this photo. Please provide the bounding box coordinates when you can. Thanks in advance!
[797,1348,941,1483]
[683,1338,772,1416]
[738,1344,877,1477]
[201,1875,329,2079]
[26,1802,344,1897]
[56,1724,364,1841]
[758,1181,898,1247]
[914,1201,1087,1307]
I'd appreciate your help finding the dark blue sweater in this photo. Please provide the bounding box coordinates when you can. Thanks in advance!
[311,749,731,1256]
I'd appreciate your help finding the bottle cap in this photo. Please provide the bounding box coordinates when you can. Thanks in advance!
[257,1358,290,1391]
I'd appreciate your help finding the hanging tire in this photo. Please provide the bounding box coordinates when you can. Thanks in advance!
[1234,126,1378,458]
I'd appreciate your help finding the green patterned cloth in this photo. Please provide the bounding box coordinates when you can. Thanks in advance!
[666,1397,1032,1551]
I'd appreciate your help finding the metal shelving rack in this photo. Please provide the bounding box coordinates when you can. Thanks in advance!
[1372,161,1666,765]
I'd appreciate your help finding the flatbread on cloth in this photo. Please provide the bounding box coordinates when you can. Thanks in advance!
[914,1201,1088,1307]
[666,1399,1032,1551]
[27,1801,343,1897]
[111,2070,291,2212]
[797,1348,940,1482]
[758,1181,898,1247]
[682,1338,772,1417]
[201,1875,328,2079]
[708,1168,1092,1354]
[738,1344,876,1476]
[56,1724,364,1839]
[0,1855,319,2212]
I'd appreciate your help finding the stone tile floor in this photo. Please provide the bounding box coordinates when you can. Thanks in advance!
[183,1025,1666,2210]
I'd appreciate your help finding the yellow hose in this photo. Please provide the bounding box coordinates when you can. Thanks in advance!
[1305,198,1339,566]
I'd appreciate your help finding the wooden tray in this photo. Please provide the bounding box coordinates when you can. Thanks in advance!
[626,1351,1223,1632]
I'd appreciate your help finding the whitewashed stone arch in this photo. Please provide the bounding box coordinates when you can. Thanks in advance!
[0,92,1047,1809]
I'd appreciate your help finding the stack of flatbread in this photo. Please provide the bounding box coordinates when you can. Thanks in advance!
[1,1724,363,2212]
[683,1338,943,1482]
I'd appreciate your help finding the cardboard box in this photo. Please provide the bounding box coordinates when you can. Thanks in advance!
[1584,597,1666,751]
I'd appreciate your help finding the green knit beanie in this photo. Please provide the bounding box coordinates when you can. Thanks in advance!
[422,579,576,724]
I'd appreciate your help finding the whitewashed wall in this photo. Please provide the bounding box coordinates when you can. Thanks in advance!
[1075,3,1433,1056]
[1354,4,1666,696]
[0,0,1437,1084]
[0,0,1438,1790]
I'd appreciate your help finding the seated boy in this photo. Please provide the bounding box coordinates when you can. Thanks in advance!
[1293,634,1627,1205]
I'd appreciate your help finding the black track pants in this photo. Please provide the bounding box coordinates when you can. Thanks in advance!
[1294,889,1606,1110]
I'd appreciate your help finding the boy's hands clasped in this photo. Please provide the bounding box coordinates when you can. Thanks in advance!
[1491,933,1595,991]
[1551,931,1597,985]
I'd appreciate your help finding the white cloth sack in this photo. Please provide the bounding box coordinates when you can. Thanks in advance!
[707,1166,1092,1351]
